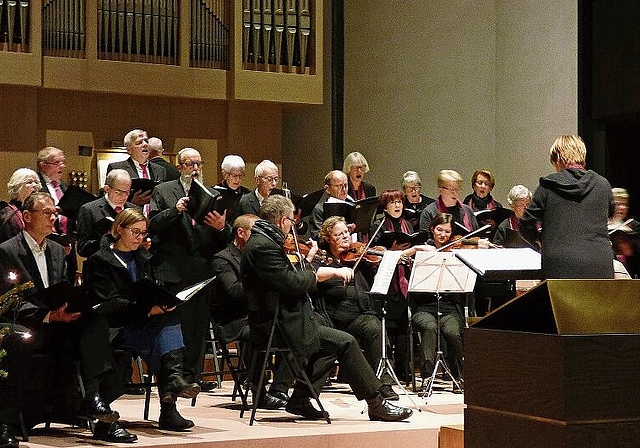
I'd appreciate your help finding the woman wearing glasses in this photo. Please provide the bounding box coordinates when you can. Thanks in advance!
[84,208,200,432]
[1,168,42,243]
[401,171,435,229]
[419,170,479,238]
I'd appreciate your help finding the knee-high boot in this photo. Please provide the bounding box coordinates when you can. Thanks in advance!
[158,349,201,404]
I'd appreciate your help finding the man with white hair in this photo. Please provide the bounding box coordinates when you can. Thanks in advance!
[150,147,230,388]
[237,159,279,216]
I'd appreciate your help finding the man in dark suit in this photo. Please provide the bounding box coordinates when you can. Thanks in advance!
[309,170,356,237]
[237,159,279,216]
[36,147,77,283]
[148,137,180,181]
[106,129,167,207]
[77,169,138,257]
[149,147,230,387]
[241,194,412,422]
[0,193,136,444]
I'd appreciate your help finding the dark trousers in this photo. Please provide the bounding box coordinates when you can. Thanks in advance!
[177,289,211,382]
[292,325,382,401]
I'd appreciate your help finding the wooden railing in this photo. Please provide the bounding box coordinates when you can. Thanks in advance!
[242,0,314,74]
[1,0,30,52]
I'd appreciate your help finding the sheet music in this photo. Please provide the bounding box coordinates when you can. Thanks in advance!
[370,251,403,295]
[454,248,541,275]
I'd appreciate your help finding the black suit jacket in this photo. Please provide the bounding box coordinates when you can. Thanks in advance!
[76,196,138,257]
[211,242,248,325]
[149,156,180,181]
[149,180,230,288]
[107,157,167,182]
[0,232,67,326]
[237,190,261,216]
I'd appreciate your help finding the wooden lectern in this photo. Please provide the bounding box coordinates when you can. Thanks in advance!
[464,279,640,448]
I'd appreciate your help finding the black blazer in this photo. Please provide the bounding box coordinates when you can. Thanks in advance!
[107,157,167,182]
[76,196,138,257]
[149,156,180,181]
[149,180,230,288]
[0,232,67,325]
[237,190,261,216]
[211,242,248,325]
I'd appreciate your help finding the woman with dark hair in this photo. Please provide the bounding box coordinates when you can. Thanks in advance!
[411,213,465,387]
[520,135,614,279]
[84,208,200,432]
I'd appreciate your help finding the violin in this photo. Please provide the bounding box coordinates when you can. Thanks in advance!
[436,224,501,252]
[283,234,334,265]
[339,241,414,267]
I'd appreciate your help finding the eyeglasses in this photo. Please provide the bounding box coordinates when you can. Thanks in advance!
[29,208,58,217]
[260,176,280,183]
[108,186,130,195]
[125,227,148,238]
[225,172,244,179]
[352,165,366,171]
[406,186,421,192]
[330,183,348,190]
[283,216,296,224]
[43,160,65,166]
[441,186,460,193]
[180,160,203,167]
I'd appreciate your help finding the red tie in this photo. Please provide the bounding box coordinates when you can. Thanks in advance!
[140,163,150,179]
[51,180,69,234]
[114,206,123,214]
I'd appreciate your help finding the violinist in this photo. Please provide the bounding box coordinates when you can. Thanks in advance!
[493,185,532,247]
[411,213,465,387]
[419,170,479,238]
[401,171,435,229]
[314,216,399,401]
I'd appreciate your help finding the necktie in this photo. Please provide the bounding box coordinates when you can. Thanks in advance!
[114,206,123,214]
[50,180,69,234]
[140,163,150,179]
[140,163,150,216]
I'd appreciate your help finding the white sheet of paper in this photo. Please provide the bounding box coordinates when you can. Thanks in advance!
[370,251,403,295]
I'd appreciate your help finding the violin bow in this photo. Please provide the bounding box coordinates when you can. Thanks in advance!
[351,218,385,272]
[436,224,491,252]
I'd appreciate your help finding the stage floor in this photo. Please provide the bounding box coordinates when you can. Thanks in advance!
[23,380,464,448]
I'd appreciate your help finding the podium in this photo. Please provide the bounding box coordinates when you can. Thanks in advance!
[464,279,640,448]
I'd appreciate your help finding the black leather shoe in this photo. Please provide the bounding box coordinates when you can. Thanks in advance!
[82,395,120,423]
[367,395,413,422]
[158,405,195,431]
[285,397,329,420]
[268,390,290,403]
[0,423,19,448]
[93,421,138,443]
[124,382,147,395]
[199,380,218,392]
[257,392,287,410]
[379,384,400,401]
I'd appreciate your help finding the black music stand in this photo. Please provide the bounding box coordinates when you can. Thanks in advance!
[408,252,476,400]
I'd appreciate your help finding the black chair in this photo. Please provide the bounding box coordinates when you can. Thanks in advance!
[240,302,331,426]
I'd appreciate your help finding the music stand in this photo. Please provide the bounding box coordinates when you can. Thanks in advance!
[408,251,476,399]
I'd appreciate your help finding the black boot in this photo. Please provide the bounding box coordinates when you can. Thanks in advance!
[159,350,201,403]
[158,402,194,431]
[81,378,120,423]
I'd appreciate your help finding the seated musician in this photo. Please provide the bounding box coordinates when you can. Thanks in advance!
[309,170,355,237]
[401,171,435,229]
[411,213,466,387]
[316,215,408,400]
[0,192,131,443]
[0,168,41,244]
[343,152,376,200]
[211,213,292,410]
[419,170,479,237]
[77,169,138,257]
[84,208,201,432]
[493,185,532,247]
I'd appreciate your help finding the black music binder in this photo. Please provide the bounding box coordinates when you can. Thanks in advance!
[46,232,76,248]
[323,196,379,233]
[126,277,215,311]
[128,178,159,202]
[188,179,239,224]
[57,185,98,220]
[32,281,91,314]
[377,230,428,248]
[296,189,325,217]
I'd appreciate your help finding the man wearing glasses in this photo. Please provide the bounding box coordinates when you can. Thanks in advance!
[0,192,130,444]
[308,170,355,237]
[77,169,139,257]
[237,159,280,216]
[36,146,77,283]
[149,147,230,389]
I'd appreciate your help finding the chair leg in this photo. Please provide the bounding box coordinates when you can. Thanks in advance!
[18,411,28,442]
[248,348,273,426]
[281,350,331,425]
[135,357,152,421]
